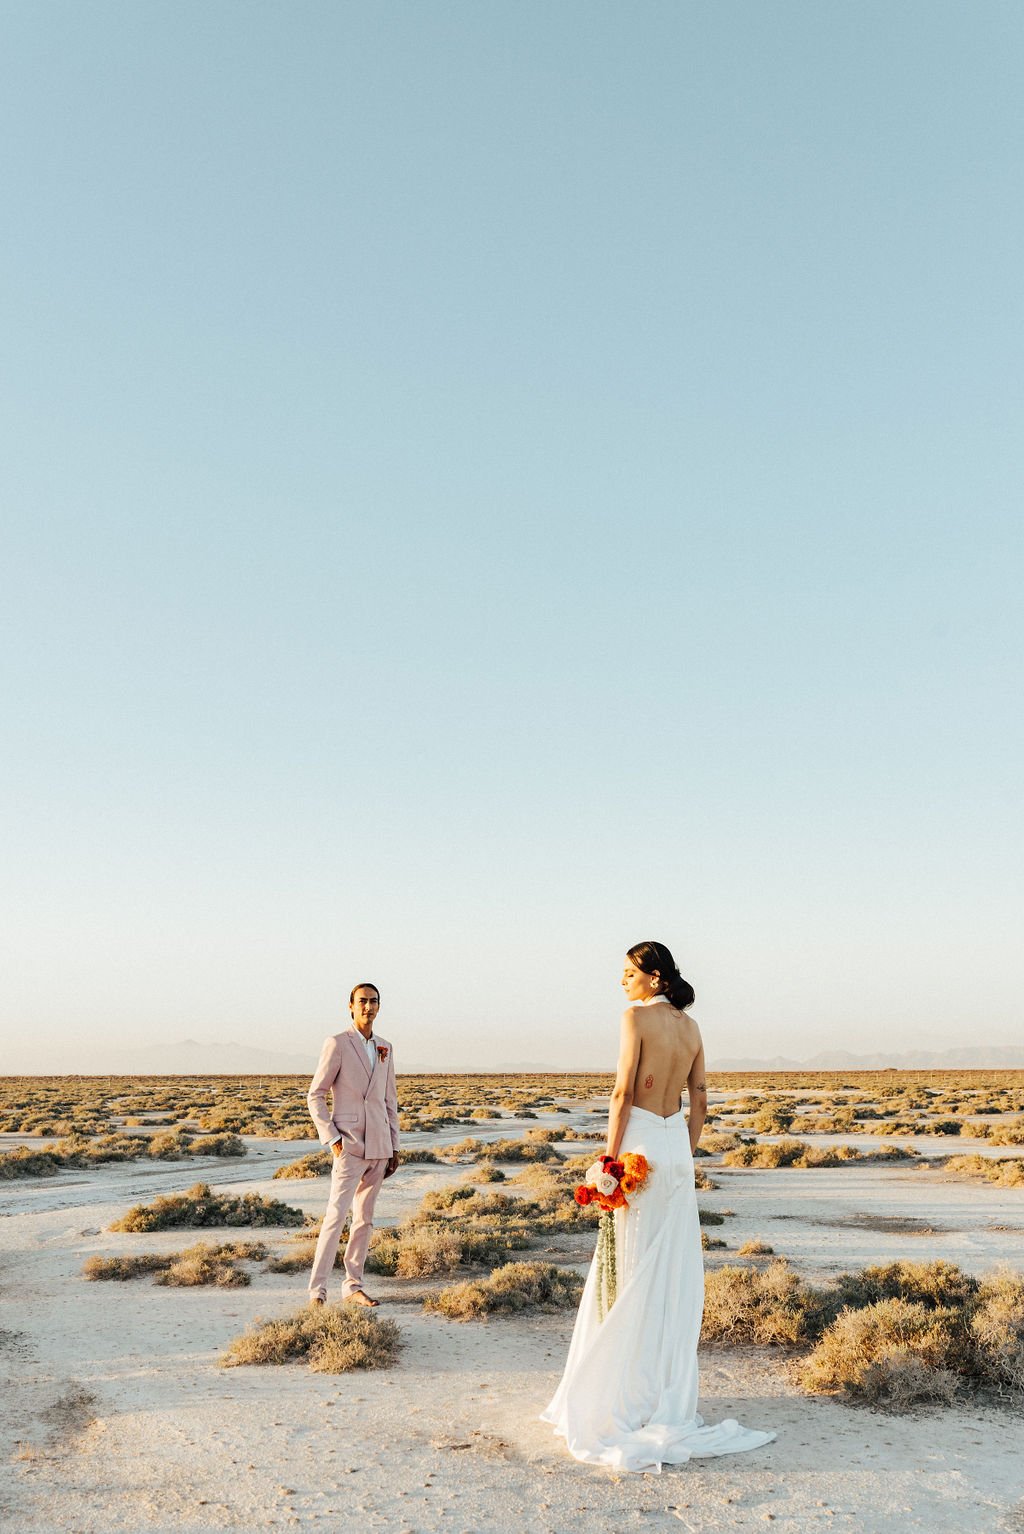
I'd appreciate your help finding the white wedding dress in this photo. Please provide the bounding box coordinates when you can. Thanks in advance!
[541,1104,776,1473]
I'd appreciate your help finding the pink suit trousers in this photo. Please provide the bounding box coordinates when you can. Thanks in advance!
[308,1148,388,1300]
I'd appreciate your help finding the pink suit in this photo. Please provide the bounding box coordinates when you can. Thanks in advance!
[306,1028,400,1301]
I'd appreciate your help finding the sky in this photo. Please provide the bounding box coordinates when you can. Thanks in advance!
[1,2,1022,1074]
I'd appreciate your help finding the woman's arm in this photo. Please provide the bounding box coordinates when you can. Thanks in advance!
[686,1042,708,1154]
[606,1009,641,1160]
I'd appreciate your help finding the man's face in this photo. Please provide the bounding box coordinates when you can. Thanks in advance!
[350,987,380,1031]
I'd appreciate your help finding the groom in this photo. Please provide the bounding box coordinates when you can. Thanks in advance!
[306,982,400,1307]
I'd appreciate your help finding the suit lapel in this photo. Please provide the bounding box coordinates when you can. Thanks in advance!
[346,1028,373,1084]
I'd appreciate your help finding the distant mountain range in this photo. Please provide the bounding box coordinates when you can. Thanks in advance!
[14,1038,1024,1078]
[86,1039,316,1076]
[713,1046,1024,1071]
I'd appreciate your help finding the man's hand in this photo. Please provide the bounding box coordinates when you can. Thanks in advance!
[383,1153,399,1179]
[331,1141,344,1158]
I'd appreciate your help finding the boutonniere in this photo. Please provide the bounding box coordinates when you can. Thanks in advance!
[376,1044,389,1061]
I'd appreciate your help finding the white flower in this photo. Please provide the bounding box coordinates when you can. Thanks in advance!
[595,1172,617,1196]
[585,1160,606,1187]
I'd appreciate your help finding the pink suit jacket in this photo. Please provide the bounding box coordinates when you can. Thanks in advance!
[307,1028,400,1161]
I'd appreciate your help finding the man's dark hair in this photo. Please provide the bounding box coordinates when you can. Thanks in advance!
[349,982,380,1006]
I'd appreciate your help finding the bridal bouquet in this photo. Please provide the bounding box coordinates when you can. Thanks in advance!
[574,1152,650,1212]
[574,1154,651,1320]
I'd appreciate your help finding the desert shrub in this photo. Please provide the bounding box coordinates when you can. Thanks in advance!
[188,1133,246,1157]
[400,1113,465,1133]
[194,1109,248,1134]
[797,1298,962,1408]
[724,1139,915,1169]
[698,1130,741,1153]
[395,1227,462,1276]
[364,1229,401,1275]
[84,1241,267,1285]
[701,1261,833,1346]
[405,1181,594,1239]
[83,1253,174,1281]
[737,1240,774,1256]
[750,1103,797,1134]
[506,1165,568,1195]
[466,1164,506,1183]
[55,1133,150,1165]
[424,1261,584,1320]
[375,1175,583,1275]
[694,1167,718,1191]
[439,1136,559,1164]
[390,1224,463,1277]
[416,1185,476,1215]
[725,1139,820,1168]
[156,1241,268,1287]
[975,1119,1024,1146]
[273,1151,333,1179]
[833,1260,980,1314]
[702,1233,727,1250]
[266,1235,345,1273]
[424,1224,522,1273]
[699,1257,833,1343]
[943,1155,1024,1187]
[0,1147,62,1179]
[699,1208,725,1226]
[398,1147,440,1164]
[222,1305,401,1372]
[147,1128,196,1159]
[789,1112,859,1134]
[111,1182,305,1232]
[970,1269,1024,1396]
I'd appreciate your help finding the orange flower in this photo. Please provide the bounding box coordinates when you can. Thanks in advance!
[620,1174,638,1195]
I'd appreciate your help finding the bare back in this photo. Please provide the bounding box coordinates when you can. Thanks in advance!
[630,999,703,1117]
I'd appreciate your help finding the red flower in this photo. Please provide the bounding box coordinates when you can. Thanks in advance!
[574,1185,592,1206]
[376,1045,389,1060]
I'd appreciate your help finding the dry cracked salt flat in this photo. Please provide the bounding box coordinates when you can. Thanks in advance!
[2,1093,1024,1534]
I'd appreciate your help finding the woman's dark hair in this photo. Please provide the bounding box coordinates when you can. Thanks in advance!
[349,982,380,1005]
[626,941,695,1011]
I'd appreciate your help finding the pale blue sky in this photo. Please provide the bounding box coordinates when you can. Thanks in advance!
[1,3,1021,1072]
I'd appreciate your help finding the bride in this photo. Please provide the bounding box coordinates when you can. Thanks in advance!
[541,940,776,1473]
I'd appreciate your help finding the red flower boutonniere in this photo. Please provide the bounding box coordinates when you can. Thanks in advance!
[376,1045,389,1061]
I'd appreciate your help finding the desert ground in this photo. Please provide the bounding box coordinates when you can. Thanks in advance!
[2,1072,1023,1534]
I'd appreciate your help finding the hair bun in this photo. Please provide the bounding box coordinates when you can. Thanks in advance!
[627,940,696,1011]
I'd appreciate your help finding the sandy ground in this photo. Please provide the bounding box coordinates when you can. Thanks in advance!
[2,1107,1024,1534]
